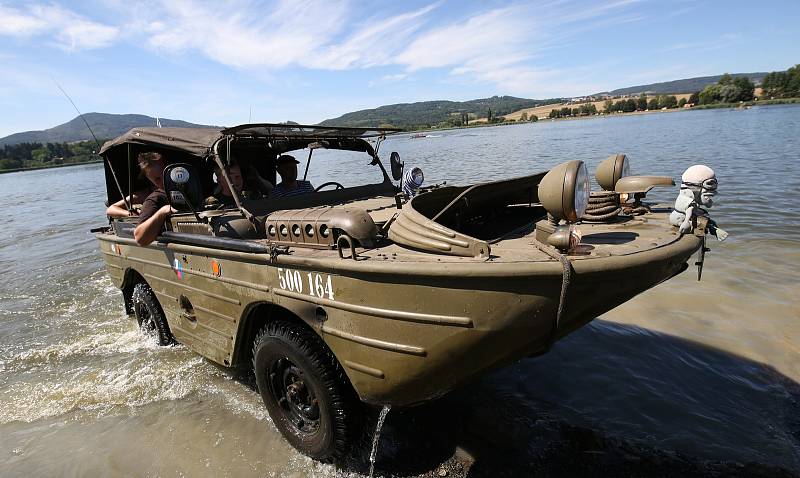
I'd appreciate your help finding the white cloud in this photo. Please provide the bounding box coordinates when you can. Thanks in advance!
[112,0,644,96]
[136,0,440,71]
[307,2,441,70]
[0,3,118,50]
[142,0,348,68]
[393,2,640,96]
[0,5,47,35]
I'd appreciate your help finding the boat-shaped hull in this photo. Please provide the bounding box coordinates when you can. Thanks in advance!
[98,226,699,406]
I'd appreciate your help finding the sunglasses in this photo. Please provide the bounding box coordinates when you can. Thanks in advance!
[682,178,717,191]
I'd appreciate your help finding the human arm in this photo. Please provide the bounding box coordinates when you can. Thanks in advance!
[134,204,174,246]
[105,189,148,218]
[106,199,132,218]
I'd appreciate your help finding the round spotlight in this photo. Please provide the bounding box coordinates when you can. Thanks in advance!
[538,160,590,223]
[595,153,630,191]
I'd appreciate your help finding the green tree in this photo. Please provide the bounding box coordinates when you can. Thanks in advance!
[622,99,637,112]
[659,95,678,109]
[603,99,613,113]
[530,114,539,122]
[637,93,648,111]
[733,77,755,101]
[689,92,700,104]
[648,98,659,110]
[520,111,528,121]
[678,97,687,108]
[31,147,50,163]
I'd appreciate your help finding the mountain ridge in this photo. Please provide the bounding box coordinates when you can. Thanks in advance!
[596,72,768,96]
[0,113,216,146]
[0,70,774,144]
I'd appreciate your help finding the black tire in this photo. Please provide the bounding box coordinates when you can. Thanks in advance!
[131,282,175,346]
[253,321,358,461]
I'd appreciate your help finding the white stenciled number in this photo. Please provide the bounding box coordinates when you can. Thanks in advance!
[278,268,286,289]
[279,269,334,300]
[314,274,325,298]
[278,268,303,293]
[292,270,302,293]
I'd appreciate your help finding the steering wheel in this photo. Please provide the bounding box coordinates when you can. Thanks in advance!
[314,181,345,192]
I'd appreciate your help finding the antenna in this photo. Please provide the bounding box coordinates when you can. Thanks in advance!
[53,78,130,211]
[53,79,99,147]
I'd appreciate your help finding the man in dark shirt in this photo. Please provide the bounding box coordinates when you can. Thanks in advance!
[133,152,174,246]
[205,162,245,208]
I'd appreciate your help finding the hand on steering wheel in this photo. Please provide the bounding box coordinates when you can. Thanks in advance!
[314,181,345,192]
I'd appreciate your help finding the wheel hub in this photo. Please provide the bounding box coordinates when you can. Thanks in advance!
[270,358,320,434]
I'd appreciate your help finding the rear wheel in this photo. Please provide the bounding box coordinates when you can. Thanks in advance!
[132,282,175,346]
[253,321,358,461]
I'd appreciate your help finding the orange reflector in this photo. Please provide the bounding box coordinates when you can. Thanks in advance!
[211,260,221,277]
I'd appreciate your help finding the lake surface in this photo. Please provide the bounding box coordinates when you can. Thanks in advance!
[1,105,799,476]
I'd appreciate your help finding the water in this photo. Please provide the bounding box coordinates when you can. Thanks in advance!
[1,105,799,476]
[368,405,391,478]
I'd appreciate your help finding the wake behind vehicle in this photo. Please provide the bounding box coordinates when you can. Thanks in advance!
[94,124,717,460]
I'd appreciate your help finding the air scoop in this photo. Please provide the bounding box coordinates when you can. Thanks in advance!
[264,207,379,249]
[614,176,675,195]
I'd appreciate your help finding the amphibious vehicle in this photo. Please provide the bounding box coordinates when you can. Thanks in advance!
[95,124,711,460]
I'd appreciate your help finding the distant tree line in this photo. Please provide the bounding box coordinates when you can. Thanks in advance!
[760,64,800,98]
[691,65,800,105]
[549,103,598,118]
[0,140,100,171]
[599,93,686,115]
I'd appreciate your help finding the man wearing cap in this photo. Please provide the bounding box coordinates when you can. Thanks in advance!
[270,155,315,199]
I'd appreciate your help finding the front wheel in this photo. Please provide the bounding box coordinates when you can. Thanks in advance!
[253,321,358,461]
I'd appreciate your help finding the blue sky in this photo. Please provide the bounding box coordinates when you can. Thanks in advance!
[0,0,797,137]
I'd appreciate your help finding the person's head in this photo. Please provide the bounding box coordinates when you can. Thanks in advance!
[137,152,166,189]
[215,162,243,197]
[276,155,299,183]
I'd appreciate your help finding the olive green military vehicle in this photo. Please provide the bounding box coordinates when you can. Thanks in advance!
[95,124,712,460]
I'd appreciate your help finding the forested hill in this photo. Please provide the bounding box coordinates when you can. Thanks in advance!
[319,96,563,129]
[0,113,215,146]
[598,72,769,96]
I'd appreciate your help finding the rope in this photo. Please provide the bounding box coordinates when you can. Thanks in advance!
[555,254,573,333]
[583,191,621,222]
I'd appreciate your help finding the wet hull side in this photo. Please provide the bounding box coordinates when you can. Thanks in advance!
[96,233,701,406]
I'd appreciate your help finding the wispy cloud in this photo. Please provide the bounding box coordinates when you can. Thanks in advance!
[142,0,348,68]
[660,33,742,54]
[0,3,118,50]
[393,1,643,96]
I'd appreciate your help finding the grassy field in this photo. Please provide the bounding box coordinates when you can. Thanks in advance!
[496,93,694,122]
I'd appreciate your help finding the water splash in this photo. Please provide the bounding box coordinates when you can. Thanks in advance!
[368,404,391,478]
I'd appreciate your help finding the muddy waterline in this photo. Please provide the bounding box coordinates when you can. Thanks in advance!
[1,105,798,476]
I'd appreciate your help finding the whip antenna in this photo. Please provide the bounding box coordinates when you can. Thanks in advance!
[53,79,100,148]
[53,78,130,211]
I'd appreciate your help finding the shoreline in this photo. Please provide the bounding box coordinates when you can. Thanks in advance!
[400,99,800,136]
[0,159,103,175]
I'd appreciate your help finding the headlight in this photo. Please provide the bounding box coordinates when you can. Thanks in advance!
[538,160,590,223]
[595,153,630,190]
[574,161,589,219]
